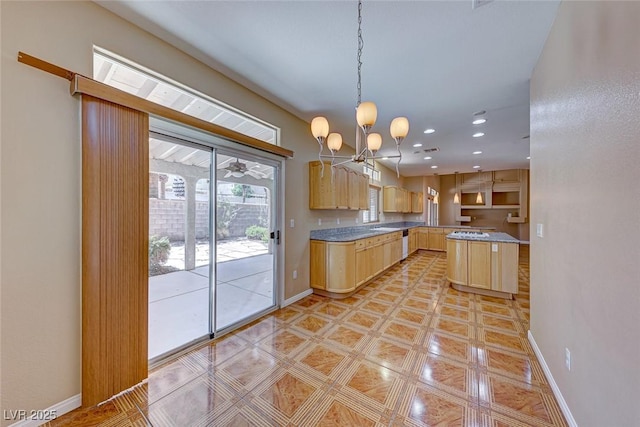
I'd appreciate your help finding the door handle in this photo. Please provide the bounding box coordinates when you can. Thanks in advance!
[270,230,281,245]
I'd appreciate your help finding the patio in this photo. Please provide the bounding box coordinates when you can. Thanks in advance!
[149,238,274,359]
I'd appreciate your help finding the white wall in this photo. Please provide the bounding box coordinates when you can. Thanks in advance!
[530,1,640,425]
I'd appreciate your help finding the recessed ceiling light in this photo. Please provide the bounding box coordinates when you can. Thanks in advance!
[423,156,432,160]
[473,165,481,169]
[382,157,389,160]
[413,143,423,147]
[424,128,435,134]
[472,118,487,125]
[430,165,438,169]
[526,156,531,160]
[472,132,485,138]
[473,151,482,155]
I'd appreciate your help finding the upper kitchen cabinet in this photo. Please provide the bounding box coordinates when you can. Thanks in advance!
[411,191,423,213]
[455,169,529,223]
[383,186,418,213]
[309,161,370,210]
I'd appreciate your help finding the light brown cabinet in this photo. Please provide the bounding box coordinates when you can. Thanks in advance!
[411,192,423,213]
[428,228,445,251]
[446,238,519,297]
[409,228,419,254]
[309,161,370,210]
[358,173,369,210]
[418,228,429,249]
[311,231,402,297]
[455,169,529,224]
[383,186,417,213]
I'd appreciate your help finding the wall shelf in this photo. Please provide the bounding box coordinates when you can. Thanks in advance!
[507,216,526,223]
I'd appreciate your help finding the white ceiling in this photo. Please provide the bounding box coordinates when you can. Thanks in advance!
[96,0,560,177]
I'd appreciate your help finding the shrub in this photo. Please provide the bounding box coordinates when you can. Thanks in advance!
[149,235,171,267]
[245,225,269,243]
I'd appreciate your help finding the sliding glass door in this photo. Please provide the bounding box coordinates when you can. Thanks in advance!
[215,151,278,331]
[148,131,280,359]
[148,136,213,359]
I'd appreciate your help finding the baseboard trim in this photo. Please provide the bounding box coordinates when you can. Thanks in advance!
[281,289,313,307]
[8,394,81,427]
[528,330,578,427]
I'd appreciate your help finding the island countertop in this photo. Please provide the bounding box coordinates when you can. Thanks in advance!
[445,231,519,244]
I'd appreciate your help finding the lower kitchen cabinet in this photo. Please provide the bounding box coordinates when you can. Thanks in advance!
[446,238,519,297]
[428,228,445,251]
[311,231,402,297]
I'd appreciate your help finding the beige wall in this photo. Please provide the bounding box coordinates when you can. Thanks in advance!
[0,1,409,418]
[530,1,640,425]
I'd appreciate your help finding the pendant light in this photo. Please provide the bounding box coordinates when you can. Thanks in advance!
[476,170,483,204]
[310,0,408,177]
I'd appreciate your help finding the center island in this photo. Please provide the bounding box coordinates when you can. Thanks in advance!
[446,231,520,299]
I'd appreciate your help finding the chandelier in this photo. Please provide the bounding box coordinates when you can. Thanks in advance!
[310,0,409,177]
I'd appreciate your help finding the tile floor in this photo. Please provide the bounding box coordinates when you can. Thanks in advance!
[46,247,567,426]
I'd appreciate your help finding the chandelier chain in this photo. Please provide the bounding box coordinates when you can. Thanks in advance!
[356,0,363,106]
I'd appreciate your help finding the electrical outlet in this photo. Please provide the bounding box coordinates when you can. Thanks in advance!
[290,219,295,228]
[337,218,340,225]
[292,270,298,280]
[318,218,322,226]
[355,218,359,224]
[565,348,571,371]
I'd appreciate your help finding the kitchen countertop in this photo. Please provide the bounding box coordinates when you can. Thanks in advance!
[310,222,496,243]
[445,231,519,244]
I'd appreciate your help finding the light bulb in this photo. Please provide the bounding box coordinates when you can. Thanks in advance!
[476,192,483,204]
[311,116,329,139]
[390,117,409,141]
[356,101,377,129]
[327,133,343,152]
[453,193,460,204]
[367,132,382,153]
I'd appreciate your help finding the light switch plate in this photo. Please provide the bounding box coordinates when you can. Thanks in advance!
[290,219,295,228]
[492,243,498,252]
[536,223,544,238]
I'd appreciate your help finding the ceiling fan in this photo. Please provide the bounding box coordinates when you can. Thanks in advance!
[222,158,266,179]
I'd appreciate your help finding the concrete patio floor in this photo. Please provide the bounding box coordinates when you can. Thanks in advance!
[149,249,274,359]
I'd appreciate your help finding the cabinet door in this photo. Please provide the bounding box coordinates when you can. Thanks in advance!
[370,244,384,278]
[309,161,335,209]
[348,170,359,210]
[334,167,349,209]
[310,241,326,289]
[359,174,369,210]
[383,241,392,269]
[418,229,429,249]
[494,242,519,294]
[326,242,356,292]
[355,248,369,286]
[468,241,491,289]
[428,228,445,251]
[446,239,468,286]
[383,186,399,212]
[411,192,423,213]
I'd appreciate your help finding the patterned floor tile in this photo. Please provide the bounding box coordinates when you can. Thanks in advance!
[52,250,569,427]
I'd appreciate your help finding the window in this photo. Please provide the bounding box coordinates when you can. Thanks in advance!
[427,187,439,226]
[363,186,380,223]
[362,164,381,182]
[93,48,279,145]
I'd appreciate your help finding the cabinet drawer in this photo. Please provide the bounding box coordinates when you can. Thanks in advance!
[355,239,366,250]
